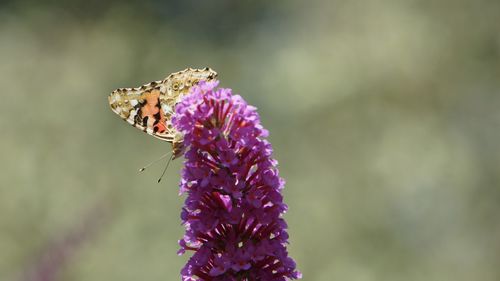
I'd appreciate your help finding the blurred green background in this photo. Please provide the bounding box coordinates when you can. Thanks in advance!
[1,0,500,280]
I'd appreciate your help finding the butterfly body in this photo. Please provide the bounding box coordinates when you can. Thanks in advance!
[109,67,217,158]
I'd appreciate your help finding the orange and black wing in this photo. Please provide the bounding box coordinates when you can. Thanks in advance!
[108,67,218,142]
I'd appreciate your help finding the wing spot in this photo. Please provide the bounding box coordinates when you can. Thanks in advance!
[153,112,161,125]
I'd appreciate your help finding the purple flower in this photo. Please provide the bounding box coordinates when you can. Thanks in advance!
[173,81,301,280]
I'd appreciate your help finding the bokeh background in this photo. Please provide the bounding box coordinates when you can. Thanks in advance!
[1,0,500,280]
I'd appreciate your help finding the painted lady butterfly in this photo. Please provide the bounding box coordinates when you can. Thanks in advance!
[108,67,217,158]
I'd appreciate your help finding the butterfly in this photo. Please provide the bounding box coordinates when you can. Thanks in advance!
[109,67,218,159]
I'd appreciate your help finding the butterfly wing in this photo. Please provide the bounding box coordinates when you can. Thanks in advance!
[162,67,218,100]
[109,81,175,141]
[108,67,218,143]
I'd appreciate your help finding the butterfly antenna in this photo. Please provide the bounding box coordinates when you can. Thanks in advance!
[139,152,171,172]
[157,153,174,183]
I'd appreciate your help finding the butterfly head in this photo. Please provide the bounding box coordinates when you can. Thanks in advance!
[171,132,186,159]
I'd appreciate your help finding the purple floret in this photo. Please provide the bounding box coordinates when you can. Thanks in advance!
[173,81,301,281]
